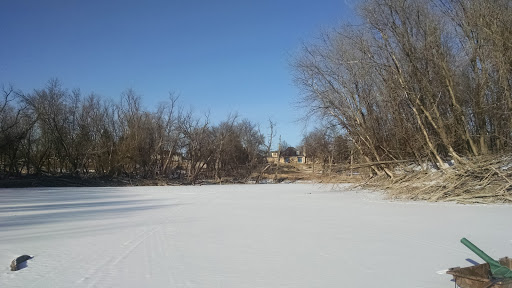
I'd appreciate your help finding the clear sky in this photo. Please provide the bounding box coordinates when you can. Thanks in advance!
[0,0,358,147]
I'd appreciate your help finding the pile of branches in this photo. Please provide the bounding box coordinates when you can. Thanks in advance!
[363,156,512,204]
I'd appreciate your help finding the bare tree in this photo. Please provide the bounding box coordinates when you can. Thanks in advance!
[0,85,33,175]
[158,93,184,177]
[294,0,512,178]
[179,112,214,184]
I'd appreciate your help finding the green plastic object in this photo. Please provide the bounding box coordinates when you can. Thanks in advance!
[461,237,512,279]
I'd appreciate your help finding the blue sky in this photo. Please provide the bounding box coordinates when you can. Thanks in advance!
[0,0,358,147]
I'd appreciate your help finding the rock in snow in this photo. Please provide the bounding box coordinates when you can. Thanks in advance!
[10,255,33,271]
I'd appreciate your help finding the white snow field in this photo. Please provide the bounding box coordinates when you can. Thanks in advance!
[1,184,511,288]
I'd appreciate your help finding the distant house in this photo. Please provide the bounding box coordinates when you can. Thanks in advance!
[267,147,307,164]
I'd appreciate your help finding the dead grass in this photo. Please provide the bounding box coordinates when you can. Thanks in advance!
[361,155,512,204]
[257,163,364,183]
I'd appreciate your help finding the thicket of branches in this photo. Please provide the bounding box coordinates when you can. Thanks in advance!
[294,0,512,177]
[0,79,267,183]
[300,127,351,173]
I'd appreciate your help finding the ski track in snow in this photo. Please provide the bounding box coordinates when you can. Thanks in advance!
[1,184,511,288]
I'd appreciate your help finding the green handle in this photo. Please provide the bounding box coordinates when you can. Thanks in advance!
[461,238,501,267]
[461,237,512,279]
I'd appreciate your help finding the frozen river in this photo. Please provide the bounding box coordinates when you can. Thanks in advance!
[1,184,511,287]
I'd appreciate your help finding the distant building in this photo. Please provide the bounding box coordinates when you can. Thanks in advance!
[267,147,307,164]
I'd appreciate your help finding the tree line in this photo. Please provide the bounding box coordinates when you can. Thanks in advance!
[0,79,270,183]
[294,0,512,177]
[4,0,509,182]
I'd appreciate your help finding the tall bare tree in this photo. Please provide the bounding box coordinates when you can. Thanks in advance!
[294,0,512,177]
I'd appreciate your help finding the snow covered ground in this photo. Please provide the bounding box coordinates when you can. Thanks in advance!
[1,183,511,288]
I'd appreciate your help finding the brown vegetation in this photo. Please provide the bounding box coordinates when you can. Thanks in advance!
[361,156,512,204]
[295,0,511,170]
[0,80,268,184]
[294,0,512,201]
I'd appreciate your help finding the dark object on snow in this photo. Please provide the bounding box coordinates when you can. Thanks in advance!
[446,238,512,287]
[447,257,512,288]
[461,238,512,279]
[10,255,33,271]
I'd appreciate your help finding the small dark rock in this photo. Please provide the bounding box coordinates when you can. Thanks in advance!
[10,255,33,271]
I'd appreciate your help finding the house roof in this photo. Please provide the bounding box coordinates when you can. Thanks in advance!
[269,147,305,157]
[281,147,304,157]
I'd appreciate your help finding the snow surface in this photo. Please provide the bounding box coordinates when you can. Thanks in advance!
[1,183,511,288]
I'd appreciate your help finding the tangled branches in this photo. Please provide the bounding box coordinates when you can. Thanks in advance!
[364,156,512,204]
